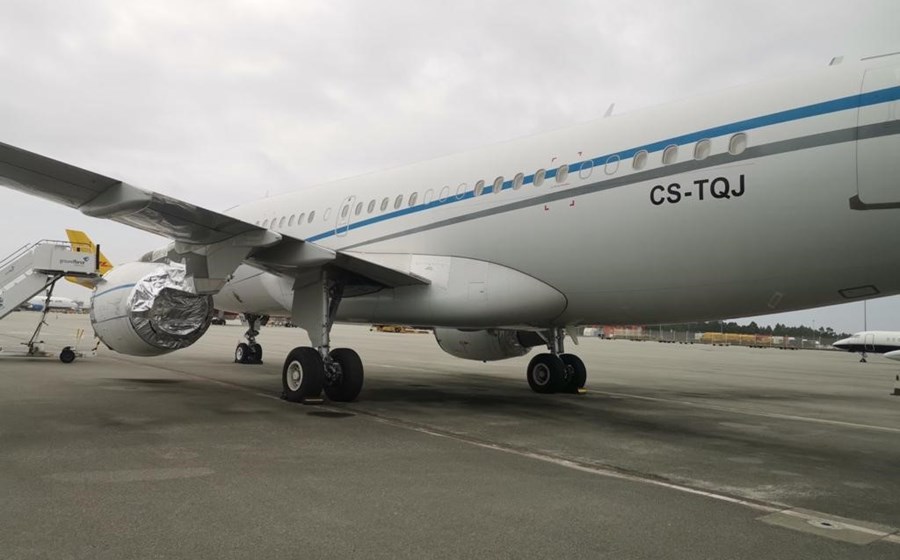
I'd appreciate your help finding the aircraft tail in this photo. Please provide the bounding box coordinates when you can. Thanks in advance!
[64,229,113,289]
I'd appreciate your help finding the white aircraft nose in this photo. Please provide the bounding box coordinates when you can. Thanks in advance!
[832,337,852,350]
[884,350,900,362]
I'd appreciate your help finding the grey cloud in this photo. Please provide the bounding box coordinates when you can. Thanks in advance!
[0,0,898,331]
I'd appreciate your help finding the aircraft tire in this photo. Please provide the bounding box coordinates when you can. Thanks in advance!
[249,343,263,364]
[59,347,76,364]
[235,343,250,363]
[324,348,364,402]
[282,347,324,402]
[527,353,564,393]
[560,353,587,393]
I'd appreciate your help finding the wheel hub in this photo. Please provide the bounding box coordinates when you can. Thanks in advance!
[286,361,304,391]
[532,363,550,386]
[323,359,343,385]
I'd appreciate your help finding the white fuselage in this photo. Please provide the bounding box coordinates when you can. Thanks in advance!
[833,331,900,358]
[25,296,79,311]
[212,54,900,329]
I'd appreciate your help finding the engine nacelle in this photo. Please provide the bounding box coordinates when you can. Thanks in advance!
[433,328,541,361]
[90,262,214,356]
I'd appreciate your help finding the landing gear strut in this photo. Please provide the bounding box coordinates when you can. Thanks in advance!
[235,314,267,364]
[281,272,364,403]
[526,327,587,394]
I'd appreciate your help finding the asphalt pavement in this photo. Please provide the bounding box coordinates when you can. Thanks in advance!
[1,313,898,559]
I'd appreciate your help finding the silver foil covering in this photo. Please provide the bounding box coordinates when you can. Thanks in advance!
[130,262,213,350]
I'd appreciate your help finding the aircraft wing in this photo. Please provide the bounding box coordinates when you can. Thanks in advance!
[0,141,428,290]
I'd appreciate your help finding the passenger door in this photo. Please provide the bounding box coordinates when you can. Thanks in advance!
[864,333,876,352]
[857,61,900,205]
[335,195,356,237]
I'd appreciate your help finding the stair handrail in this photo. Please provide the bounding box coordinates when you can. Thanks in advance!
[0,242,39,271]
[0,239,75,271]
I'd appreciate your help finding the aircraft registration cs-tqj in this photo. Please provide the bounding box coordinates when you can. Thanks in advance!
[2,53,899,403]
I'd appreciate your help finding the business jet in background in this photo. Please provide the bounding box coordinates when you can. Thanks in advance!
[2,52,899,403]
[833,332,900,362]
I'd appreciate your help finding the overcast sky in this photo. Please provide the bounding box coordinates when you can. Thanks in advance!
[1,0,898,334]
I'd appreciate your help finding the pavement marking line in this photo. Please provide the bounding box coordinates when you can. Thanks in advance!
[759,508,900,545]
[350,408,900,546]
[777,509,895,538]
[601,390,900,434]
[105,355,900,546]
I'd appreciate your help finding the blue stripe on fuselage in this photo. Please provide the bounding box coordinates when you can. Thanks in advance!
[93,283,135,299]
[305,86,900,243]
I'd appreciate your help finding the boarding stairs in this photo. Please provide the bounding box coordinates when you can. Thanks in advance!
[0,240,98,320]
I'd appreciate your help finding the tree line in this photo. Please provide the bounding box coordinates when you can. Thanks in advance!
[655,321,850,340]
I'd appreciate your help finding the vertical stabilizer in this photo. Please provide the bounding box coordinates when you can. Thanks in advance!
[64,229,113,288]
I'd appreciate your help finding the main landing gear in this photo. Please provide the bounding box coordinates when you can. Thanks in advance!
[526,328,587,394]
[281,272,364,404]
[235,314,267,364]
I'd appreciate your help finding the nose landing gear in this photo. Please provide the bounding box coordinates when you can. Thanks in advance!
[234,314,267,364]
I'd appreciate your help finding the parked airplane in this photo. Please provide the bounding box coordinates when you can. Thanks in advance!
[2,53,899,403]
[20,295,80,312]
[833,331,900,362]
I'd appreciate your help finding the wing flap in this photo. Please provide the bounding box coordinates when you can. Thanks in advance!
[248,239,429,287]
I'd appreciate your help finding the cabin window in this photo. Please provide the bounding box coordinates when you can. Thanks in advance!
[604,155,619,175]
[534,169,546,187]
[439,186,450,202]
[298,213,305,224]
[513,173,524,190]
[367,200,376,214]
[633,150,648,170]
[341,205,349,218]
[555,164,569,184]
[729,133,748,155]
[662,145,678,165]
[408,192,418,207]
[578,160,593,180]
[394,195,404,209]
[456,183,467,199]
[277,216,284,228]
[424,189,435,205]
[288,215,296,227]
[307,211,315,223]
[355,202,363,216]
[474,180,486,196]
[381,197,389,212]
[694,139,711,160]
[323,208,332,221]
[262,219,270,228]
[492,176,504,194]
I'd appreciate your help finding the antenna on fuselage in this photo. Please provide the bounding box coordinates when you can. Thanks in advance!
[603,103,616,118]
